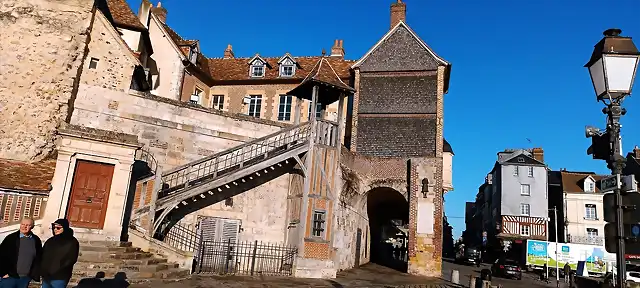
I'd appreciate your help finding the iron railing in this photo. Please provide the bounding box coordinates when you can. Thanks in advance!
[135,146,158,176]
[158,122,312,199]
[196,239,297,276]
[163,222,200,252]
[568,235,605,246]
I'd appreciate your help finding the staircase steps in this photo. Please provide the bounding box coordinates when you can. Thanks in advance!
[64,239,190,287]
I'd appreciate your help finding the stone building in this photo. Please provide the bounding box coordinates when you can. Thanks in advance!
[0,0,454,281]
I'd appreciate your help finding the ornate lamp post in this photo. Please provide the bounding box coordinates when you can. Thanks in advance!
[585,28,639,287]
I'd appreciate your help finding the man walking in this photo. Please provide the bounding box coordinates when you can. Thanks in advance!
[563,262,571,284]
[40,219,79,288]
[0,217,43,288]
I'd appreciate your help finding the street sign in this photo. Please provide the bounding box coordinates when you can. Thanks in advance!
[604,223,640,254]
[601,176,619,192]
[603,192,640,223]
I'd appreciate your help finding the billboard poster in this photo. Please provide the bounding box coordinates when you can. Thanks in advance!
[526,240,615,274]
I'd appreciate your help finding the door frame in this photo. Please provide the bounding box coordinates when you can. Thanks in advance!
[65,159,115,229]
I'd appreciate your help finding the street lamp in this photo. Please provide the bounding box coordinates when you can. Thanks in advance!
[585,28,639,101]
[585,28,639,288]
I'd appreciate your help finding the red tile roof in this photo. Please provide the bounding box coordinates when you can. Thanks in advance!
[106,0,146,31]
[561,171,605,193]
[208,56,354,82]
[0,159,57,193]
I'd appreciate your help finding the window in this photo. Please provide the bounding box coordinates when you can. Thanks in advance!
[89,58,99,69]
[520,225,530,236]
[586,228,598,237]
[189,47,198,64]
[528,166,534,177]
[513,166,519,176]
[586,181,595,192]
[247,95,262,118]
[250,60,265,77]
[212,95,224,110]
[191,87,203,104]
[308,102,322,120]
[520,203,530,216]
[278,95,293,121]
[312,210,326,237]
[521,184,531,196]
[585,204,597,220]
[281,65,294,77]
[517,157,525,163]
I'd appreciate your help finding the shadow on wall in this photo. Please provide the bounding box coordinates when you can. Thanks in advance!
[74,271,130,288]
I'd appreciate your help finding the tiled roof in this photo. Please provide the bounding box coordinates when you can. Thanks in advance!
[0,158,57,193]
[560,171,605,193]
[160,22,197,47]
[299,57,354,91]
[106,0,146,31]
[158,22,211,80]
[208,56,354,82]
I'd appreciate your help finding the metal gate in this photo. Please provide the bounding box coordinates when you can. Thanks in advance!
[194,216,297,276]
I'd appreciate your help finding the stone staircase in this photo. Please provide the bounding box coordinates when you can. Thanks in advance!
[68,239,189,287]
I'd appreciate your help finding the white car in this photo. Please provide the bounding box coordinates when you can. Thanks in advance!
[628,271,640,283]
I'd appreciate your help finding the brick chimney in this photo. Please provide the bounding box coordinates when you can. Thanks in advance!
[330,39,345,58]
[532,147,544,163]
[224,44,235,59]
[634,145,640,159]
[151,1,167,23]
[390,0,406,29]
[138,0,152,27]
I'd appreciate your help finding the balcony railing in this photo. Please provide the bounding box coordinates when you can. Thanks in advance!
[568,235,604,246]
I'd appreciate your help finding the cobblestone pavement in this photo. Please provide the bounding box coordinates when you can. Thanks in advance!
[127,264,457,288]
[441,259,571,288]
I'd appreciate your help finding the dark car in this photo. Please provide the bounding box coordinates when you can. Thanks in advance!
[491,259,522,280]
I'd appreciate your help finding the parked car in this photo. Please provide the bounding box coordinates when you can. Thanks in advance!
[627,271,640,283]
[491,259,522,280]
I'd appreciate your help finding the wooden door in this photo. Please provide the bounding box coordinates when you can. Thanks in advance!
[67,160,114,229]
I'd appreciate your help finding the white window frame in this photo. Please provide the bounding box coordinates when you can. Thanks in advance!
[528,166,534,177]
[520,203,530,216]
[521,184,531,196]
[89,57,99,69]
[520,225,530,236]
[280,65,295,77]
[191,87,203,104]
[247,95,262,118]
[211,95,224,110]
[250,60,265,78]
[586,228,598,237]
[586,181,595,192]
[513,166,519,176]
[278,94,293,121]
[584,204,597,220]
[312,210,326,238]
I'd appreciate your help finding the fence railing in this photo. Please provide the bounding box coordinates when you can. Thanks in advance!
[135,146,158,176]
[0,191,48,228]
[163,222,200,252]
[196,239,297,277]
[158,122,312,199]
[316,119,338,147]
[568,235,604,246]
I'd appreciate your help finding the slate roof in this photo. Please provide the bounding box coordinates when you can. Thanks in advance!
[106,0,146,31]
[208,56,354,82]
[560,171,605,193]
[443,139,454,154]
[0,159,57,193]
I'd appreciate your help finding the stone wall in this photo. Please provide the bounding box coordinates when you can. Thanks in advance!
[0,0,94,161]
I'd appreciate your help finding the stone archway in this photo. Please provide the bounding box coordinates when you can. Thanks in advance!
[366,187,409,272]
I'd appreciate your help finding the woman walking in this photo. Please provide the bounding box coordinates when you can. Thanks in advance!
[40,219,79,288]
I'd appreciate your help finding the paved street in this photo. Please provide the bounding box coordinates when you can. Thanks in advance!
[441,259,570,288]
[120,264,456,288]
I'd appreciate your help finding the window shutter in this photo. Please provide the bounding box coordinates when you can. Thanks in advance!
[220,219,240,244]
[199,217,218,242]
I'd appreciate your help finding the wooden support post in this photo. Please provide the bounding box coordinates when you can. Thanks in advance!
[298,85,318,258]
[147,166,162,237]
[294,96,302,125]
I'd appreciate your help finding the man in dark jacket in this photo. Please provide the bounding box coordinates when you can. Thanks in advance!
[40,219,79,288]
[0,217,42,288]
[563,262,571,283]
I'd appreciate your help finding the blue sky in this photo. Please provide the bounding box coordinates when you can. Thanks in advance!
[128,0,640,239]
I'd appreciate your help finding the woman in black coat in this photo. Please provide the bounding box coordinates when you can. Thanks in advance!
[40,219,79,288]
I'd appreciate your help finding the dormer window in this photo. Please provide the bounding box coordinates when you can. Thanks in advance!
[189,47,198,64]
[585,178,596,192]
[278,54,297,78]
[279,58,296,77]
[250,59,265,78]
